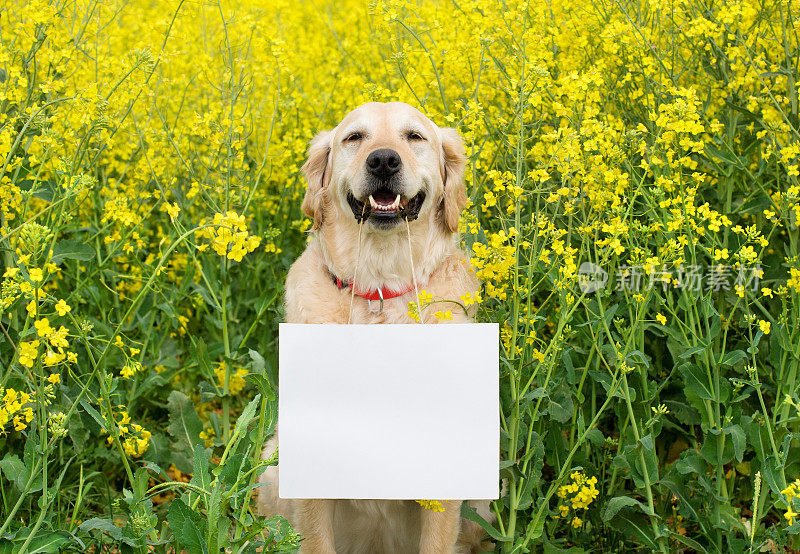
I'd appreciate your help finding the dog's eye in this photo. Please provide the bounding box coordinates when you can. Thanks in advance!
[344,132,363,143]
[407,131,425,141]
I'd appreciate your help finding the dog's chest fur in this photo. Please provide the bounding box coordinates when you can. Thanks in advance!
[332,500,421,553]
[285,240,478,326]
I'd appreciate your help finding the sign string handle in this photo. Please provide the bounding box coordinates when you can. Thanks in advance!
[346,210,422,324]
[405,217,423,324]
[347,206,366,325]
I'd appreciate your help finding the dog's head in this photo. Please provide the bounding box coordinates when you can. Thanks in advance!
[301,102,467,233]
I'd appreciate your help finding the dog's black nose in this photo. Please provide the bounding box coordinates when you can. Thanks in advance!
[366,149,401,179]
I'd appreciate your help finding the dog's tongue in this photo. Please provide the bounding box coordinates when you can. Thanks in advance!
[372,190,396,205]
[369,190,403,212]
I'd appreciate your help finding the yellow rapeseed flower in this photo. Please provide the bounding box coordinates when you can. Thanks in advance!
[34,318,54,337]
[415,500,444,512]
[200,211,261,262]
[18,340,40,368]
[215,361,249,395]
[1,388,34,433]
[55,299,71,316]
[433,310,453,321]
[161,202,181,220]
[781,479,800,525]
[555,471,599,525]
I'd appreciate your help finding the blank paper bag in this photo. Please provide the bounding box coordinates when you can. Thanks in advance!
[278,323,499,500]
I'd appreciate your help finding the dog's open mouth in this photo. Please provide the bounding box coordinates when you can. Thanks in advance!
[347,187,426,223]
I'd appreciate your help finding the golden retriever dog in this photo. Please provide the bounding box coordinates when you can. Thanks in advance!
[256,102,492,553]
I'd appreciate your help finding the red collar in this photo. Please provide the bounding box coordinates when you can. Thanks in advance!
[329,271,416,301]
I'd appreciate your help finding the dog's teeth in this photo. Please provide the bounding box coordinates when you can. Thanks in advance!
[368,194,401,211]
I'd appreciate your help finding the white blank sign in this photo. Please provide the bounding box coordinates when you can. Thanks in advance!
[279,323,499,500]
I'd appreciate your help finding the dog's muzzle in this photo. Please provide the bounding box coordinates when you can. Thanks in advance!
[347,183,426,225]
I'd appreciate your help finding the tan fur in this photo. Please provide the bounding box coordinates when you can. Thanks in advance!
[438,127,468,234]
[257,102,492,553]
[301,130,333,230]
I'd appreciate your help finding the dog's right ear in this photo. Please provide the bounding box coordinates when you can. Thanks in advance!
[301,130,332,230]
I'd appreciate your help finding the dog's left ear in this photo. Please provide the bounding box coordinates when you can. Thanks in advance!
[301,130,333,230]
[438,127,468,234]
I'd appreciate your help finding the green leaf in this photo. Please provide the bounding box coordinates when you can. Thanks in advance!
[78,518,123,540]
[747,417,773,463]
[217,453,246,487]
[233,394,261,439]
[671,532,708,553]
[663,400,700,426]
[499,460,516,471]
[51,239,95,263]
[725,424,746,462]
[705,143,746,170]
[68,410,89,453]
[192,446,212,491]
[169,498,208,554]
[677,343,709,361]
[758,457,784,495]
[189,446,212,506]
[610,512,658,550]
[79,399,107,429]
[544,541,586,554]
[182,516,208,554]
[603,496,649,521]
[167,391,204,454]
[562,349,578,385]
[193,340,216,382]
[517,433,544,510]
[700,434,734,466]
[585,428,604,447]
[524,387,548,401]
[248,349,266,373]
[0,455,27,489]
[246,373,275,402]
[167,498,191,534]
[22,429,43,493]
[589,370,628,399]
[23,532,71,553]
[156,301,177,318]
[261,516,301,551]
[460,502,510,542]
[660,477,705,533]
[719,350,746,367]
[133,467,150,501]
[546,390,572,423]
[678,363,714,401]
[208,481,225,533]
